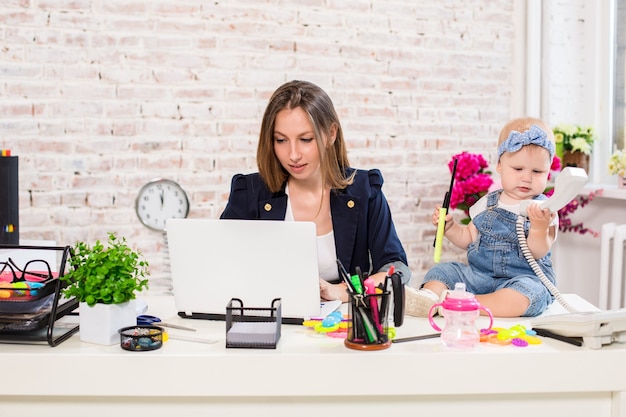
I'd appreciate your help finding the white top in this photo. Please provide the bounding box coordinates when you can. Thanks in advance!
[284,184,339,282]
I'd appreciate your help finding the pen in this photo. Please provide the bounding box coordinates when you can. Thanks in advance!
[336,259,356,293]
[392,333,441,343]
[532,328,583,347]
[358,306,378,343]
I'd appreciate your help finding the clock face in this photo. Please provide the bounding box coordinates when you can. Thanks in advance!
[135,179,190,231]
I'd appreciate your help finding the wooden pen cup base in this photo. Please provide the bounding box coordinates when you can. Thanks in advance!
[344,338,392,351]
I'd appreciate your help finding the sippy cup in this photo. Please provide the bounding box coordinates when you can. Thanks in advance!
[428,283,493,350]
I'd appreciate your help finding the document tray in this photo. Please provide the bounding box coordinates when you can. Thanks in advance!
[225,298,281,349]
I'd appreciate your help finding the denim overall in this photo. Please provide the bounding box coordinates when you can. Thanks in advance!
[423,190,556,317]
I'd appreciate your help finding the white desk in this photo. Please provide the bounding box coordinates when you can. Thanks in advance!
[1,295,625,417]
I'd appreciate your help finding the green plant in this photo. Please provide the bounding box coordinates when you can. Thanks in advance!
[61,232,149,306]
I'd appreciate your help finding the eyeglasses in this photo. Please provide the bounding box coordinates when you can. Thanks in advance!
[0,258,53,283]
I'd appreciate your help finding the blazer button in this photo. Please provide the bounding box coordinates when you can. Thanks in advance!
[347,200,355,208]
[264,203,272,211]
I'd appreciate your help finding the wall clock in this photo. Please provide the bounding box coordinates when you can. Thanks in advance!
[135,179,190,232]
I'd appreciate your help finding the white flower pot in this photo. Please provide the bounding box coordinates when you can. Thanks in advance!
[79,300,136,345]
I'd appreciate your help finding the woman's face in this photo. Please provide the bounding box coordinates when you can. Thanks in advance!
[273,106,323,182]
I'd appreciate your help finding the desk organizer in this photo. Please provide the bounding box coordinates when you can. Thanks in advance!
[225,298,281,349]
[0,245,79,346]
[119,325,164,351]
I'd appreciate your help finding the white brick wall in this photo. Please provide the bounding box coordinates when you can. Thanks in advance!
[1,0,516,294]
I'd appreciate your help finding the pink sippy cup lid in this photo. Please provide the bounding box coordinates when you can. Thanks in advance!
[440,283,481,311]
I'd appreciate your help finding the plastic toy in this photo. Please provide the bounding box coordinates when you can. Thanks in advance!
[303,311,349,337]
[480,324,542,347]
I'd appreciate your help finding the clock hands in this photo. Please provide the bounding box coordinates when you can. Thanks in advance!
[136,179,189,232]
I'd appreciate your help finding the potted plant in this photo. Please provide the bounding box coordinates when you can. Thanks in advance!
[61,232,149,345]
[552,124,596,173]
[608,148,626,189]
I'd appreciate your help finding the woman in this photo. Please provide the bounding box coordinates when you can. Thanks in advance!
[220,80,410,302]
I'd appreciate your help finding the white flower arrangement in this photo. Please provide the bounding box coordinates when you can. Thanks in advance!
[553,124,596,155]
[608,148,626,177]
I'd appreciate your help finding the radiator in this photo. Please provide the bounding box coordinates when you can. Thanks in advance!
[599,223,626,309]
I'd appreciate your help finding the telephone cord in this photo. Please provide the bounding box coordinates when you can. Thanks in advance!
[515,215,578,313]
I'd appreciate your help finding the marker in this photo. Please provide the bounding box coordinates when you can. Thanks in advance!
[364,277,384,335]
[349,274,363,294]
[433,207,447,263]
[433,158,458,263]
[1,149,10,156]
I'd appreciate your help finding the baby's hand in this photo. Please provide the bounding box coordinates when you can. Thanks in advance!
[526,203,554,230]
[432,205,454,228]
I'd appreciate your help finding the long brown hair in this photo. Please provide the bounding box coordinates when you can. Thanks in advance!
[256,80,354,193]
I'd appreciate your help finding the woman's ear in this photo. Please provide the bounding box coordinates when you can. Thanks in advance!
[328,123,338,146]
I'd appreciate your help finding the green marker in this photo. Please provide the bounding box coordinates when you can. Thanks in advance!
[350,274,363,294]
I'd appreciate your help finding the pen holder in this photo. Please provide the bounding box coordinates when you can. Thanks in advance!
[344,290,392,351]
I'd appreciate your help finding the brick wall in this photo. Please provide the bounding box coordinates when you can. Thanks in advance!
[0,0,515,294]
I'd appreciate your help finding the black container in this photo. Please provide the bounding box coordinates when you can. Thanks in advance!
[119,325,165,351]
[0,155,18,245]
[225,298,281,349]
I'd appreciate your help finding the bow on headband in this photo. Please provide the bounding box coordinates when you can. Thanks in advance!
[497,124,555,160]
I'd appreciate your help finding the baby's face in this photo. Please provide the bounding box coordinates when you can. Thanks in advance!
[497,145,551,203]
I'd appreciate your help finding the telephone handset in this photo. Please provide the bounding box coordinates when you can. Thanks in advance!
[519,167,588,216]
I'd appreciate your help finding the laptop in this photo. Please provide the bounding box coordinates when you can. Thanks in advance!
[166,218,341,324]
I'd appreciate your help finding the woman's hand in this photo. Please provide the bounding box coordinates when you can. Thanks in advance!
[319,279,349,303]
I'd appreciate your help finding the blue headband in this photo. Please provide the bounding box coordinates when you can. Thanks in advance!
[497,124,554,160]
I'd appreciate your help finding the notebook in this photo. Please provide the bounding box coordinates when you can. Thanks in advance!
[165,218,341,324]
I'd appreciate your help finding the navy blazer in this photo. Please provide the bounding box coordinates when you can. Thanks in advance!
[220,168,410,282]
